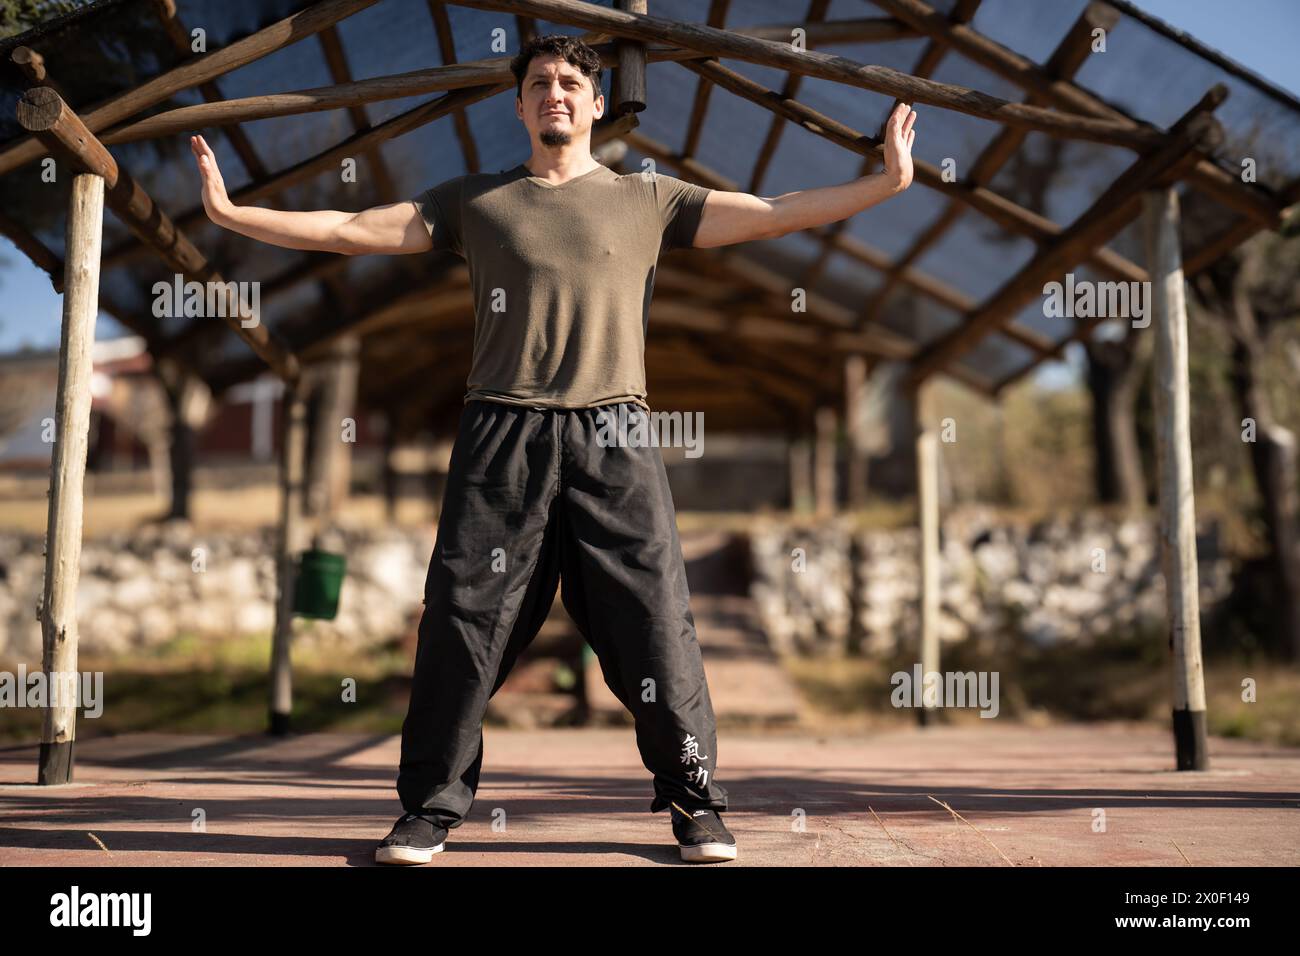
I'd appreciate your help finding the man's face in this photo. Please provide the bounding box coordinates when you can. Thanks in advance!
[516,53,604,147]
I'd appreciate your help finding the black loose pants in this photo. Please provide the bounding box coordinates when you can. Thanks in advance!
[397,399,728,828]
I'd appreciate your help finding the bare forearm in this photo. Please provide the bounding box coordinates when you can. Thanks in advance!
[768,170,906,237]
[213,202,353,253]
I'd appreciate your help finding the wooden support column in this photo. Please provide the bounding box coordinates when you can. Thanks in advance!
[36,173,104,785]
[788,434,812,514]
[814,406,838,519]
[613,0,648,114]
[915,382,940,727]
[845,356,869,653]
[305,335,361,529]
[382,410,400,522]
[1143,187,1209,770]
[270,382,310,736]
[845,355,869,510]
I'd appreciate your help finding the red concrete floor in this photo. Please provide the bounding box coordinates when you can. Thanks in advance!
[1,723,1297,866]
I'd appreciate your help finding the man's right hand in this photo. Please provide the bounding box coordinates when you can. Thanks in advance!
[188,132,433,256]
[191,134,231,223]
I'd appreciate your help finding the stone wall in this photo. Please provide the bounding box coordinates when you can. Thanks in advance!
[748,506,1235,656]
[0,523,435,662]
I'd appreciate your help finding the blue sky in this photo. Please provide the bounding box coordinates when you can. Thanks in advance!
[2,1,1298,389]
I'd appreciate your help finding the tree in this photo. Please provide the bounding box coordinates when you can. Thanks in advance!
[1191,226,1300,659]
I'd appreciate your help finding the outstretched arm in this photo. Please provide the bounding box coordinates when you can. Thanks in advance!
[690,102,917,249]
[190,134,433,256]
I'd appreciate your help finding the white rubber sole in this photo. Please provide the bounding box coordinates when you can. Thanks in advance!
[375,841,446,865]
[679,842,738,863]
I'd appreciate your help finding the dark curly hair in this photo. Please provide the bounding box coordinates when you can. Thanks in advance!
[509,34,603,100]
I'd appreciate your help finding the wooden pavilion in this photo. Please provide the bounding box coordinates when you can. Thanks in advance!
[2,0,1298,785]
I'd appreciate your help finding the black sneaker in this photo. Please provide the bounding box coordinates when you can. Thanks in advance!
[670,804,737,863]
[375,812,447,865]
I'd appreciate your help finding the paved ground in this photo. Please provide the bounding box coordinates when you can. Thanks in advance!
[1,723,1297,866]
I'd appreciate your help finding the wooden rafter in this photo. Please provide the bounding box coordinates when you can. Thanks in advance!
[449,0,1167,149]
[427,0,482,172]
[680,0,729,159]
[870,0,1286,227]
[17,87,301,385]
[903,89,1226,389]
[748,0,830,195]
[0,0,381,177]
[89,19,903,143]
[993,174,1300,394]
[801,0,979,290]
[677,58,1147,285]
[148,0,269,182]
[101,82,510,273]
[858,1,1117,331]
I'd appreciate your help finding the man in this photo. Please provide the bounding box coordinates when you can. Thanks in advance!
[193,33,915,865]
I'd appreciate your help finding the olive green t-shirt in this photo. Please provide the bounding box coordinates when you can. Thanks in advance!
[411,162,712,411]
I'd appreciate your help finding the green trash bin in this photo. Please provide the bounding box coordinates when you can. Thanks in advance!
[292,549,347,620]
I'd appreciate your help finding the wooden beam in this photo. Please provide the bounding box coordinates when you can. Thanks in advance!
[17,87,301,386]
[448,0,1166,149]
[83,18,920,142]
[749,0,830,194]
[148,0,269,182]
[870,0,1285,228]
[613,147,969,370]
[204,258,468,393]
[153,253,350,362]
[622,128,738,189]
[1143,186,1208,770]
[318,23,402,197]
[0,0,381,177]
[681,0,730,158]
[904,89,1226,389]
[427,0,482,172]
[859,1,1110,330]
[678,57,1148,285]
[101,82,510,272]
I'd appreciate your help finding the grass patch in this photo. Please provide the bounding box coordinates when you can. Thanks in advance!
[784,628,1300,747]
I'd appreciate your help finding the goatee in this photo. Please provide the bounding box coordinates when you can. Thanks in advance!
[540,129,571,147]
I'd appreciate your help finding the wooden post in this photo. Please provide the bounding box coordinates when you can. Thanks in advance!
[1143,187,1209,770]
[612,0,647,114]
[270,381,309,735]
[36,172,104,785]
[845,355,869,510]
[916,383,940,727]
[305,335,360,529]
[814,406,838,519]
[788,434,812,514]
[382,410,399,522]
